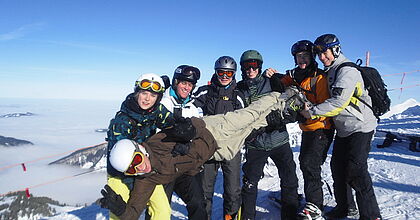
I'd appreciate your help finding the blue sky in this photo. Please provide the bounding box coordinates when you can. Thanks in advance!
[0,0,419,104]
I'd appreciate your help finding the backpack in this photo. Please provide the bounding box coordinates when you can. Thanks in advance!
[336,59,391,120]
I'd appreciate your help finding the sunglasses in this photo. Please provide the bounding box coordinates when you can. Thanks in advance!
[135,79,164,93]
[241,60,260,71]
[314,41,340,54]
[216,69,235,78]
[124,151,145,176]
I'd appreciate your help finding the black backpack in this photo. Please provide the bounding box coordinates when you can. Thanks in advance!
[336,59,391,120]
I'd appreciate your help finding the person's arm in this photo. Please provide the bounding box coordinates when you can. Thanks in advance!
[309,67,361,119]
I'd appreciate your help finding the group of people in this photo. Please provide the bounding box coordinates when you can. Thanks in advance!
[99,33,382,220]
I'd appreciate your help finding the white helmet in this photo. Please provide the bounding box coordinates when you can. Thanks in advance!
[134,73,165,94]
[109,139,149,174]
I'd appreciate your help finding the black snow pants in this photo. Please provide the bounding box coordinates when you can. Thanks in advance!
[200,152,242,219]
[299,128,334,210]
[160,174,207,220]
[241,143,299,220]
[331,131,381,220]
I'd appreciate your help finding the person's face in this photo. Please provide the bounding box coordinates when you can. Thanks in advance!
[176,80,194,99]
[216,70,235,86]
[125,151,152,175]
[246,67,259,79]
[137,90,158,110]
[134,154,152,174]
[317,49,335,67]
[295,51,312,69]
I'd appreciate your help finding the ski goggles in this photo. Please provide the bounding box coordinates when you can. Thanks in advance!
[216,69,235,78]
[241,60,260,71]
[314,41,340,54]
[124,151,146,176]
[135,79,164,93]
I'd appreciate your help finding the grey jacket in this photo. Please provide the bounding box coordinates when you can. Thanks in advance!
[309,53,377,137]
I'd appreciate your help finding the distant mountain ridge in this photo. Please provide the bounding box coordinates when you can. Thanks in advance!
[0,135,33,147]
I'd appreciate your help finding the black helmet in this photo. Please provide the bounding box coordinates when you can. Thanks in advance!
[214,56,237,71]
[172,65,201,86]
[314,34,341,58]
[291,40,315,59]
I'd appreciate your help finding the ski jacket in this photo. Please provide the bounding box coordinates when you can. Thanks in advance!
[193,75,245,116]
[160,87,203,118]
[237,75,290,151]
[120,118,217,220]
[106,93,175,177]
[280,66,333,131]
[309,54,377,137]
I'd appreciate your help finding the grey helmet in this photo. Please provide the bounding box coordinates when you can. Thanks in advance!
[214,56,237,71]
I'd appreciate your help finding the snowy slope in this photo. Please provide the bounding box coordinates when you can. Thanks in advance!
[0,98,419,220]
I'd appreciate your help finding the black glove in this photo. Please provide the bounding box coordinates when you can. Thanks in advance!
[99,185,126,216]
[269,73,286,93]
[165,117,196,142]
[171,142,192,156]
[266,110,285,131]
[245,127,266,144]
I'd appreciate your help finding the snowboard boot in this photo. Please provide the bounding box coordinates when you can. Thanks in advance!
[324,206,358,219]
[298,202,324,220]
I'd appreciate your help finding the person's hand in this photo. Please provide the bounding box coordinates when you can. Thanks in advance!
[264,68,278,78]
[266,110,285,131]
[100,185,126,216]
[165,117,196,142]
[300,103,312,119]
[171,142,192,156]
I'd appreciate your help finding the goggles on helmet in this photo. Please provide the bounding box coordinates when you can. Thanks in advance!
[176,66,201,83]
[124,151,145,176]
[292,42,313,56]
[241,60,260,71]
[135,79,164,93]
[314,41,340,54]
[216,69,235,78]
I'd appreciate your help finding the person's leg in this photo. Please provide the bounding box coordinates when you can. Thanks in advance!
[107,176,131,220]
[200,160,219,219]
[346,131,381,219]
[221,152,242,218]
[173,174,207,220]
[330,136,350,210]
[147,184,172,220]
[241,148,269,220]
[299,129,333,210]
[271,144,299,219]
[203,92,285,161]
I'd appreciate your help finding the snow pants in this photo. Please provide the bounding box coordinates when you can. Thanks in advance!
[107,175,171,220]
[200,152,242,219]
[299,128,334,209]
[203,91,286,161]
[331,131,381,219]
[241,143,299,220]
[162,174,207,220]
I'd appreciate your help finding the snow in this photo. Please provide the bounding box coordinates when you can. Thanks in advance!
[0,97,419,220]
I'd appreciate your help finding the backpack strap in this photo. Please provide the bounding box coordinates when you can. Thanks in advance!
[335,62,378,120]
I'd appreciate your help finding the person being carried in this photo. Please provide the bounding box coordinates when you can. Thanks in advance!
[100,87,307,220]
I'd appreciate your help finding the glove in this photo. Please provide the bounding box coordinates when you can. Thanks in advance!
[244,127,266,145]
[171,142,192,156]
[165,117,196,142]
[99,185,126,216]
[266,110,285,131]
[282,106,299,124]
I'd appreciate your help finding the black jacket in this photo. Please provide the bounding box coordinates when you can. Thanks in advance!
[237,75,289,150]
[193,75,245,116]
